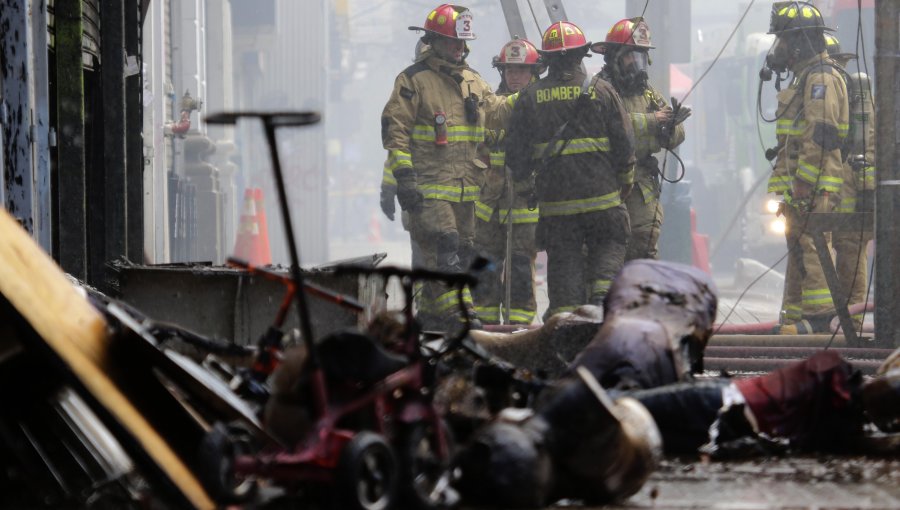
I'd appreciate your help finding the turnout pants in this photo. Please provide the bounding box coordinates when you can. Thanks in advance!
[472,213,538,325]
[625,184,664,261]
[410,198,475,328]
[541,205,630,318]
[781,198,835,325]
[833,231,870,329]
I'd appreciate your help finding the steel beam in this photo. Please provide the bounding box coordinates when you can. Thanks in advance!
[56,0,88,279]
[125,0,144,263]
[499,0,528,40]
[541,0,569,23]
[30,0,52,252]
[102,0,127,284]
[874,0,900,348]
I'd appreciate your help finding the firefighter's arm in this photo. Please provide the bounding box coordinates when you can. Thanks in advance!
[481,76,518,130]
[795,70,846,194]
[382,73,423,212]
[598,80,637,186]
[381,73,419,175]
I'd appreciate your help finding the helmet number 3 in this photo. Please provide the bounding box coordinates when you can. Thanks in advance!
[457,11,473,39]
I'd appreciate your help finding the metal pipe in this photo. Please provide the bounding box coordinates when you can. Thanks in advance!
[710,334,850,347]
[705,346,893,360]
[704,357,882,375]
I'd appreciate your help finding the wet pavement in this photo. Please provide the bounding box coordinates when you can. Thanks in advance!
[597,454,900,510]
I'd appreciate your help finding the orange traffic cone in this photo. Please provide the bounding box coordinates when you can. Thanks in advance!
[233,188,272,265]
[253,188,272,263]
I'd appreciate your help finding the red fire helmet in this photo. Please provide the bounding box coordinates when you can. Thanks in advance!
[408,4,476,41]
[591,17,655,55]
[494,39,541,67]
[540,21,589,54]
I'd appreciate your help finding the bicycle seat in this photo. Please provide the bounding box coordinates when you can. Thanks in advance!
[318,331,409,386]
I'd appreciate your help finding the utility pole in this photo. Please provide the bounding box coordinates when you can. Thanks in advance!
[874,0,900,348]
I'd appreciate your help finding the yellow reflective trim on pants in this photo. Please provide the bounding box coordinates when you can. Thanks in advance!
[501,208,539,224]
[837,123,849,137]
[475,201,494,221]
[859,166,875,188]
[638,182,656,204]
[801,288,833,306]
[474,305,501,323]
[490,151,505,167]
[837,196,856,213]
[411,124,485,142]
[548,305,580,316]
[507,308,536,324]
[783,304,802,320]
[531,137,610,159]
[795,160,822,184]
[420,184,482,202]
[768,175,792,193]
[816,175,842,193]
[462,186,480,202]
[590,279,611,296]
[539,191,622,217]
[434,290,461,313]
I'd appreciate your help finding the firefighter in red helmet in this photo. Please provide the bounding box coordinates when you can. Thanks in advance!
[592,17,690,262]
[472,39,543,325]
[381,4,515,331]
[504,21,636,319]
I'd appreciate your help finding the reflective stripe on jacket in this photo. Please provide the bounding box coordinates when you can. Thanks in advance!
[504,66,635,216]
[381,50,514,203]
[767,53,849,196]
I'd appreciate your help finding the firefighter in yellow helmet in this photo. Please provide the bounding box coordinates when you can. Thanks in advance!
[472,39,544,325]
[825,33,875,330]
[381,4,516,331]
[591,17,689,262]
[505,21,636,318]
[763,2,849,333]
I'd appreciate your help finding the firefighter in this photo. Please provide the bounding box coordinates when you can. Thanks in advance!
[764,2,849,334]
[505,21,635,319]
[825,33,875,330]
[472,39,543,325]
[591,17,689,261]
[381,4,515,331]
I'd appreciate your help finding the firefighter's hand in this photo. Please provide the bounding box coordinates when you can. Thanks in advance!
[380,189,396,221]
[620,183,634,200]
[394,169,423,213]
[792,178,813,200]
[654,109,673,125]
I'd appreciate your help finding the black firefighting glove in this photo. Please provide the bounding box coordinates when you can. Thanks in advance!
[671,97,691,125]
[380,188,396,221]
[394,168,424,213]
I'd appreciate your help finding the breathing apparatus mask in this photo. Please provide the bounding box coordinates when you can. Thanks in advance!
[616,49,650,91]
[760,35,798,91]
